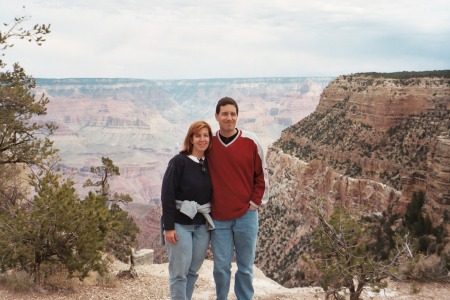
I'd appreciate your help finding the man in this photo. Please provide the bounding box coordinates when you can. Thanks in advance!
[207,96,269,300]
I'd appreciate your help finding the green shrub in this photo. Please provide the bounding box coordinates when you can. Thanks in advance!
[0,270,36,292]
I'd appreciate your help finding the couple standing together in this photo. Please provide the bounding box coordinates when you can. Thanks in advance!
[161,96,269,300]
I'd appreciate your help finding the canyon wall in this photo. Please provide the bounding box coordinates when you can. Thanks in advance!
[257,72,450,287]
[316,75,449,131]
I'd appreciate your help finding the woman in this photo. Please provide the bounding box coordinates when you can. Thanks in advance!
[161,120,214,300]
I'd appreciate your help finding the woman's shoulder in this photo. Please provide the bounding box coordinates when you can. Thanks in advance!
[169,153,187,164]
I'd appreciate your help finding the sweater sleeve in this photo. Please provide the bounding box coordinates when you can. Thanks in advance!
[161,156,180,230]
[250,134,269,206]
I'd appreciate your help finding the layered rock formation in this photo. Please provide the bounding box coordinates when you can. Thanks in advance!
[317,74,449,131]
[34,77,332,204]
[256,71,450,287]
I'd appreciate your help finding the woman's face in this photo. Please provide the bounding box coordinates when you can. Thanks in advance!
[190,127,210,157]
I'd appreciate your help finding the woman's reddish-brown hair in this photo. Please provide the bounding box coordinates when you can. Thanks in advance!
[180,120,213,155]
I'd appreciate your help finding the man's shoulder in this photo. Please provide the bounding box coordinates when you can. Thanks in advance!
[240,129,261,143]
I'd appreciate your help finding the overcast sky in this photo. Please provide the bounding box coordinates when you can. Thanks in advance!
[1,0,449,80]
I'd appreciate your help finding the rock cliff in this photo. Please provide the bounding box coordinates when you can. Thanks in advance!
[316,74,449,131]
[256,71,450,287]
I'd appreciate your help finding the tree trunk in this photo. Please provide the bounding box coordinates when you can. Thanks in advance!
[349,283,365,300]
[34,263,41,286]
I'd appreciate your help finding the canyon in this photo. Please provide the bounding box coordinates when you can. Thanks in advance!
[35,77,332,204]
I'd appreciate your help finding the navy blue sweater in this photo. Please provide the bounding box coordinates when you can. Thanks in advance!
[161,154,212,230]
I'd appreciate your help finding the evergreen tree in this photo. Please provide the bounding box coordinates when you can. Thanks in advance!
[84,157,139,263]
[404,191,432,237]
[404,191,441,254]
[0,166,109,284]
[311,205,392,300]
[0,14,55,166]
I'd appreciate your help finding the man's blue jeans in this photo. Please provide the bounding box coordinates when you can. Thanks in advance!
[211,209,258,300]
[166,223,210,300]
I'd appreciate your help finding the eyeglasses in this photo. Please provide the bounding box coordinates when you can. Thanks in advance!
[199,158,206,174]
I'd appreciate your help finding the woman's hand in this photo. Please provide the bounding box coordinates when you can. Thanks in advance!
[165,230,178,245]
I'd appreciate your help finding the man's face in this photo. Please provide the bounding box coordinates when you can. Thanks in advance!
[215,104,238,135]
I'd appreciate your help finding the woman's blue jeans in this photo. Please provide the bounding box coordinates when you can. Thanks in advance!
[211,209,258,300]
[166,223,210,300]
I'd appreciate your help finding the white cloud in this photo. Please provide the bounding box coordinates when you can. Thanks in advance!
[1,0,449,79]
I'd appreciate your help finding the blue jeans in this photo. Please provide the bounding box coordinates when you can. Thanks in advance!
[211,209,258,300]
[166,223,210,300]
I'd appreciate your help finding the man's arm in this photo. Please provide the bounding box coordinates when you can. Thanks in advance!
[249,137,269,207]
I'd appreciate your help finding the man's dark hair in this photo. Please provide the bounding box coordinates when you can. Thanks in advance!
[216,97,239,115]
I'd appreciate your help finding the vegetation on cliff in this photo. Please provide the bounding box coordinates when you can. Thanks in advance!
[353,70,450,79]
[274,97,449,189]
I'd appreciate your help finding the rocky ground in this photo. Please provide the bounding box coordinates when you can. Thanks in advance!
[0,260,449,300]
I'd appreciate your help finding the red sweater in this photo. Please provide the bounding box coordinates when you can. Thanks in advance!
[207,129,269,220]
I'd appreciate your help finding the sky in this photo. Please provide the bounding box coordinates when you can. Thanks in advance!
[1,0,449,80]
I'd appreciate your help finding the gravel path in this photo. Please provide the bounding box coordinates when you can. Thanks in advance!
[1,260,448,299]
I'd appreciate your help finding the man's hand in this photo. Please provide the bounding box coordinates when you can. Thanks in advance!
[248,205,258,211]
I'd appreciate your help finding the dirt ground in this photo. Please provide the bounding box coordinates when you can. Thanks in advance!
[0,260,449,300]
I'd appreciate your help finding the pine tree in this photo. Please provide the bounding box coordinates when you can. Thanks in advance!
[0,167,110,284]
[0,14,55,166]
[311,205,391,300]
[84,157,139,263]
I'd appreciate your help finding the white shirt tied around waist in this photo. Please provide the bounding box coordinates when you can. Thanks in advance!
[176,200,215,230]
